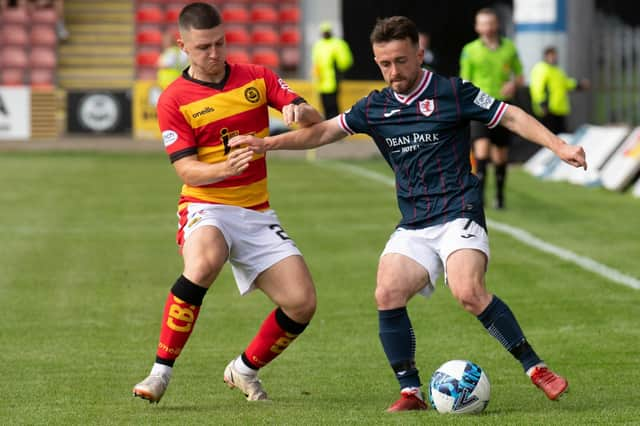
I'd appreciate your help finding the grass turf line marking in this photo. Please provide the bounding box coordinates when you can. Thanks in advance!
[317,160,640,291]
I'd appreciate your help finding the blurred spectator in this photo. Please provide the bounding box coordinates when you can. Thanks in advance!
[311,21,353,118]
[529,46,590,134]
[156,31,189,89]
[418,31,438,72]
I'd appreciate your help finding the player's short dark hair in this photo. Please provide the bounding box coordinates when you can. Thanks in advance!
[179,2,222,31]
[369,16,419,46]
[476,7,498,19]
[544,46,557,56]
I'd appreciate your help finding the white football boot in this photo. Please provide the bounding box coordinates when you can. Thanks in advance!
[223,360,268,401]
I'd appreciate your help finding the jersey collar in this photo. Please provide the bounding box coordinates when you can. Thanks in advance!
[392,69,432,105]
[182,63,231,90]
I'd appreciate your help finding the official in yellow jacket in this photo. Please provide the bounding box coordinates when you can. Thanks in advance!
[157,32,190,90]
[311,22,353,118]
[530,46,589,134]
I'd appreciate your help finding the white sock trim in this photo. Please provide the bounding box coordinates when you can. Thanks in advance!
[150,362,173,379]
[234,356,258,376]
[526,363,547,377]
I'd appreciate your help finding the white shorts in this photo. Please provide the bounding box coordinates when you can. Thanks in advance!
[181,203,302,295]
[381,218,490,297]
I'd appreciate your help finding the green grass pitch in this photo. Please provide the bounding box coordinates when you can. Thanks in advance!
[0,151,638,425]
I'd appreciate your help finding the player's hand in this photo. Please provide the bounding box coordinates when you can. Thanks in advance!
[282,103,323,127]
[557,143,587,170]
[224,146,254,176]
[229,135,266,154]
[500,80,517,99]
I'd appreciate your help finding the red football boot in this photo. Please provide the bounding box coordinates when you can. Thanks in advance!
[386,388,428,412]
[530,366,569,400]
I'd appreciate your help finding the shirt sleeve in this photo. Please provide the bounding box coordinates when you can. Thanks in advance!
[337,94,370,135]
[457,78,508,129]
[157,91,198,163]
[262,66,305,111]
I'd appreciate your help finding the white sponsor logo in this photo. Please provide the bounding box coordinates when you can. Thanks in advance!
[418,99,435,117]
[473,91,495,110]
[162,130,178,146]
[278,78,292,92]
[386,132,440,153]
[383,109,401,118]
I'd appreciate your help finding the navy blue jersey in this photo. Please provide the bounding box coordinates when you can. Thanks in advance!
[338,70,508,230]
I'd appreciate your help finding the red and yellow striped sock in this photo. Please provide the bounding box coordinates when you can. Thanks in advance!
[156,275,208,365]
[242,308,308,369]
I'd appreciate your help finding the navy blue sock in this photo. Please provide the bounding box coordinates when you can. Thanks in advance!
[378,307,421,390]
[477,296,542,372]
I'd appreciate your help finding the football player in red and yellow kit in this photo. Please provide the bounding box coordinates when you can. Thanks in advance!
[133,2,323,403]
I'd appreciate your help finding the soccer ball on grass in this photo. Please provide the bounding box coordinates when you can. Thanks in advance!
[428,359,490,414]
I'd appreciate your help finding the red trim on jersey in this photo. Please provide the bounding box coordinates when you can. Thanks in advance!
[487,102,508,128]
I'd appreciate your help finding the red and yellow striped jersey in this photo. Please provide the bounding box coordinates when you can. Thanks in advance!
[157,63,303,212]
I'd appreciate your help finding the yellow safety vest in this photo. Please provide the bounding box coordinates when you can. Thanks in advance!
[157,47,189,89]
[529,61,577,117]
[311,37,353,94]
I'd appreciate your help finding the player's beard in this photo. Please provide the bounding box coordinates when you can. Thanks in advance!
[391,71,419,95]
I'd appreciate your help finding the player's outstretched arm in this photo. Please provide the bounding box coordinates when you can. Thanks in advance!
[500,104,587,170]
[230,118,347,154]
[172,147,254,186]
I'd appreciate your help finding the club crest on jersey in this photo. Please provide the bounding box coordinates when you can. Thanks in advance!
[419,99,435,117]
[245,87,261,103]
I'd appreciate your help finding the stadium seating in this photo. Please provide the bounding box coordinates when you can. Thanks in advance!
[222,5,250,24]
[281,47,301,70]
[30,69,56,88]
[31,8,57,24]
[251,26,279,45]
[136,28,164,46]
[225,26,251,46]
[280,27,301,46]
[1,7,29,24]
[136,50,161,68]
[226,48,250,64]
[1,69,26,85]
[2,25,29,46]
[30,47,57,69]
[250,5,278,24]
[30,25,58,47]
[279,5,301,24]
[136,6,164,24]
[165,5,182,23]
[132,1,304,75]
[1,47,29,69]
[251,48,280,68]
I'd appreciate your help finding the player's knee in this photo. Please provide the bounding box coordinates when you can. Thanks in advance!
[183,258,222,287]
[375,284,407,309]
[450,284,489,315]
[284,292,316,323]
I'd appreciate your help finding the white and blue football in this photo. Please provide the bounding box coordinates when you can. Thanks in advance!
[428,359,490,414]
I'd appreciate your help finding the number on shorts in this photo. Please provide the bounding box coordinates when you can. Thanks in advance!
[269,224,291,240]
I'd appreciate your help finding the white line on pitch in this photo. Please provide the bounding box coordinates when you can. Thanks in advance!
[317,160,640,290]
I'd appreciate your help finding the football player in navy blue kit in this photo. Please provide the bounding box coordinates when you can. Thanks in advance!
[231,16,586,412]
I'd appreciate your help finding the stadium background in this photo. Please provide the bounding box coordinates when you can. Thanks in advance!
[1,0,640,185]
[1,2,640,424]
